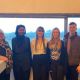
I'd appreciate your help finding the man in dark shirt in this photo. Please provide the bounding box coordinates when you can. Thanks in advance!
[64,22,80,80]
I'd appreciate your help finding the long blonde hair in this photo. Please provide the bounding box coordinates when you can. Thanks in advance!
[35,26,46,51]
[49,28,61,49]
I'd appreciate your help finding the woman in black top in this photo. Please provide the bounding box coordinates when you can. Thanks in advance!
[46,28,68,80]
[12,25,32,80]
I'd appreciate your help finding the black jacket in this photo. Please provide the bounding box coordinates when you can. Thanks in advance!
[12,36,32,71]
[46,40,68,71]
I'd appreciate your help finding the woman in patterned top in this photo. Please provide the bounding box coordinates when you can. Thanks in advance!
[46,28,68,80]
[0,29,12,80]
[31,26,49,80]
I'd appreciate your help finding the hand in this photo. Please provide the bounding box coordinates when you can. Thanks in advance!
[0,55,8,62]
[76,65,80,73]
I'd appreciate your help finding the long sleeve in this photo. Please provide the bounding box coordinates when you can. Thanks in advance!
[61,41,68,73]
[27,38,32,66]
[46,42,51,63]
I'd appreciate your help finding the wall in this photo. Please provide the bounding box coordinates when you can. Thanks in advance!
[0,0,80,13]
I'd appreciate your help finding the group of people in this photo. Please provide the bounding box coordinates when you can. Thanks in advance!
[0,22,80,80]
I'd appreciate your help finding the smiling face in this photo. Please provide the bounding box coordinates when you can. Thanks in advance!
[52,28,60,39]
[36,27,44,38]
[18,27,25,36]
[69,24,77,35]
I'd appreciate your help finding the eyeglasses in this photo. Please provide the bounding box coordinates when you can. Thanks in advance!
[38,29,44,32]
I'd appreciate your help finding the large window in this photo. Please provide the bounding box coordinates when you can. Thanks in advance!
[0,18,64,47]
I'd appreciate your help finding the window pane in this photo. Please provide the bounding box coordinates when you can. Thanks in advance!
[0,18,64,47]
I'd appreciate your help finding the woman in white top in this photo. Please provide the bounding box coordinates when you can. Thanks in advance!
[31,26,49,80]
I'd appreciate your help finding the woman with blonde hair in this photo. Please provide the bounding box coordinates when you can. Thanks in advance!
[0,29,12,80]
[31,26,49,80]
[46,27,68,80]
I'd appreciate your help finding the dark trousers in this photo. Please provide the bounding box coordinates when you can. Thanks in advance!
[50,61,64,80]
[33,55,49,80]
[0,69,10,80]
[13,65,30,80]
[66,65,78,80]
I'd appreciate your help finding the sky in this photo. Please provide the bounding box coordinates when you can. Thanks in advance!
[0,18,64,33]
[0,18,80,33]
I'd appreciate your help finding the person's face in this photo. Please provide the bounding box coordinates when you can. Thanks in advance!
[53,29,60,39]
[0,32,4,40]
[69,24,77,35]
[37,29,44,38]
[18,27,25,36]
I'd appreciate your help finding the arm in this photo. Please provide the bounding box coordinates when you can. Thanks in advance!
[3,41,13,69]
[12,38,15,54]
[46,42,51,63]
[0,55,8,62]
[61,41,68,73]
[27,37,32,65]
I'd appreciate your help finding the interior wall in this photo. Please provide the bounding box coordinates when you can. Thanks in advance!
[0,0,80,13]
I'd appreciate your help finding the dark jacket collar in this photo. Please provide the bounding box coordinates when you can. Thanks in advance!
[64,32,77,39]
